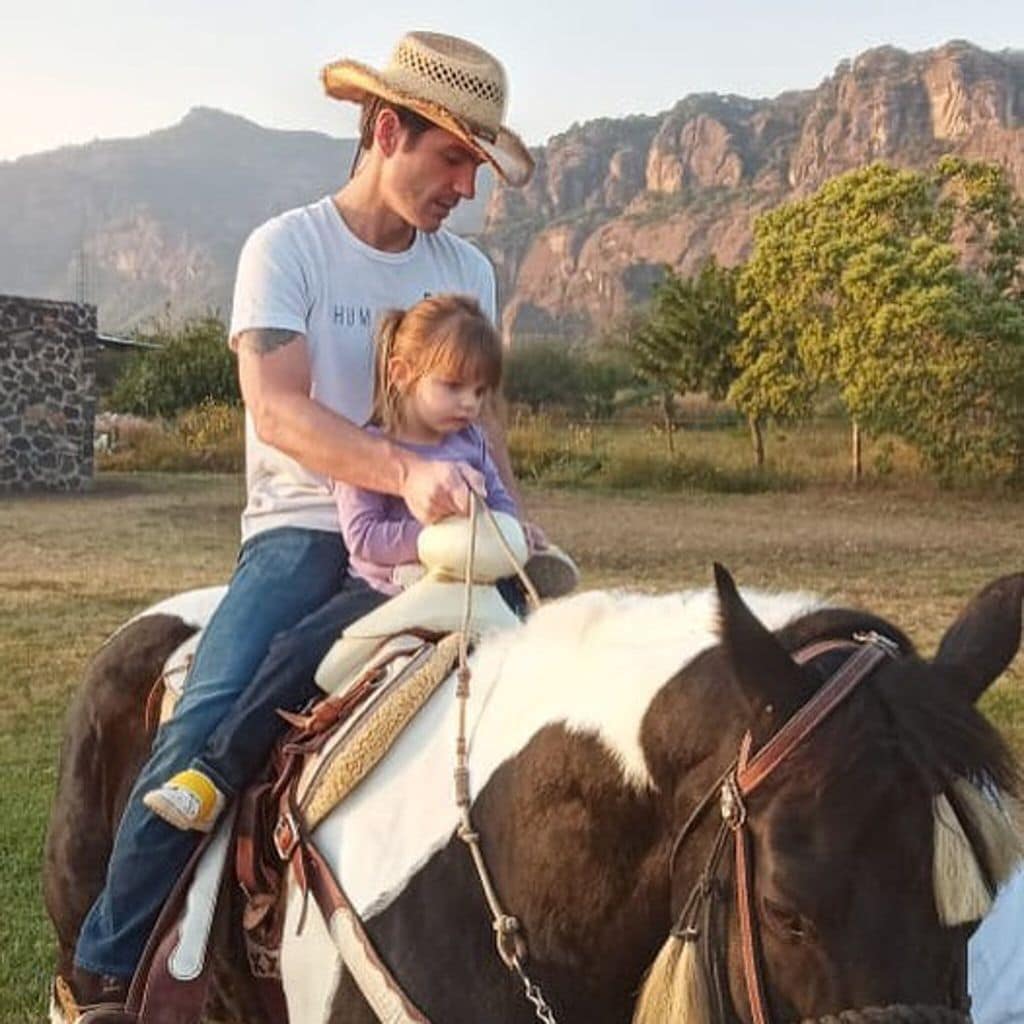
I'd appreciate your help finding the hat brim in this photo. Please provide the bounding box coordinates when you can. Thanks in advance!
[322,59,534,187]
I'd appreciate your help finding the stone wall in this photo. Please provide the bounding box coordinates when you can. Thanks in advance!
[0,295,97,491]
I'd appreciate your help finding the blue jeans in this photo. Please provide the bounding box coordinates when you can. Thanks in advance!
[75,526,348,979]
[193,578,527,797]
[195,576,388,796]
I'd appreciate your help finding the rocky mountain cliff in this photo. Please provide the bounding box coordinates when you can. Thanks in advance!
[483,40,1024,342]
[0,108,490,331]
[2,41,1021,339]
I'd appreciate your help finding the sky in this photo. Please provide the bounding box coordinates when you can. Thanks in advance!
[2,0,1023,162]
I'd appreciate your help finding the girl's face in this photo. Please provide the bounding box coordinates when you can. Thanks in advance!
[399,366,489,443]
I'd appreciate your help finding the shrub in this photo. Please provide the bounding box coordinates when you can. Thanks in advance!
[505,342,581,412]
[508,413,604,483]
[507,414,800,493]
[600,451,798,494]
[107,315,239,418]
[177,400,244,453]
[504,341,634,419]
[96,401,244,473]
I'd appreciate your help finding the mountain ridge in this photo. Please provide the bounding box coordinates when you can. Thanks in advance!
[479,39,1024,342]
[0,107,490,329]
[2,40,1022,337]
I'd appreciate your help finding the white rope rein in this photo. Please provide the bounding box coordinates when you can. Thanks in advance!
[452,489,559,1022]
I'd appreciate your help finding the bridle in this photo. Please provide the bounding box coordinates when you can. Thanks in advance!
[667,631,974,1024]
[452,503,973,1024]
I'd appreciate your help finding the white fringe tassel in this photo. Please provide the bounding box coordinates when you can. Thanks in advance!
[950,778,1024,890]
[933,791,994,925]
[633,934,712,1024]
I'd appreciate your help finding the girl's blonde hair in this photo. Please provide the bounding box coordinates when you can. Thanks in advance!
[371,294,503,432]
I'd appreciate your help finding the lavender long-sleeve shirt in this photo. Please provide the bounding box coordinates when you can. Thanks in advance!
[335,424,519,595]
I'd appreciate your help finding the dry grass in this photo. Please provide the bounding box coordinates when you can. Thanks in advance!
[536,486,1022,729]
[1,471,1022,1022]
[507,416,943,490]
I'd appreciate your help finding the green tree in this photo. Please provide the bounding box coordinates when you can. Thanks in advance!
[630,260,750,457]
[108,315,239,418]
[503,341,631,420]
[735,161,1024,481]
[575,346,634,421]
[936,155,1024,296]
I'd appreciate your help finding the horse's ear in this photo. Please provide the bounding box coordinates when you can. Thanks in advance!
[714,563,809,719]
[933,573,1024,704]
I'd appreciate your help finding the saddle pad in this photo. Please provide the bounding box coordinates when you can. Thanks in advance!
[298,634,462,835]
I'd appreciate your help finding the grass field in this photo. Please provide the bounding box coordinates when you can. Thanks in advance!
[1,472,1022,1022]
[99,408,952,491]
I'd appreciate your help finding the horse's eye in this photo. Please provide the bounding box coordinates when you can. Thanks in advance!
[762,897,814,942]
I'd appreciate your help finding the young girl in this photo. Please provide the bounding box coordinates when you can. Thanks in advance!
[144,294,522,832]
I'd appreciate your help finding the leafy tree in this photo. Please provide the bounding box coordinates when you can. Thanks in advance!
[108,314,239,418]
[936,155,1024,296]
[735,161,1024,481]
[630,260,753,457]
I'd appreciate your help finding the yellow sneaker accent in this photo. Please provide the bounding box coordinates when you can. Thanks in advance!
[143,769,224,832]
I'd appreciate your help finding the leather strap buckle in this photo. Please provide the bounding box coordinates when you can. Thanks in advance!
[720,773,747,831]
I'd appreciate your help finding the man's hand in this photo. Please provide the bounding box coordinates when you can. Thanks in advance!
[401,458,486,523]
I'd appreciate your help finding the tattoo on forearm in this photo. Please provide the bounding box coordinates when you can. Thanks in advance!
[238,328,301,355]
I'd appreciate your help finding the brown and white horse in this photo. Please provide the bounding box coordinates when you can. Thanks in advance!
[45,569,1024,1024]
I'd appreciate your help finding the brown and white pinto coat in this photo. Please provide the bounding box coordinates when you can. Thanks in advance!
[45,571,1024,1024]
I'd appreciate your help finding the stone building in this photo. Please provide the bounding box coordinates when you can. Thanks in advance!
[0,295,97,491]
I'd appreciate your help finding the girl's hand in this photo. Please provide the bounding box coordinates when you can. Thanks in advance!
[402,458,486,522]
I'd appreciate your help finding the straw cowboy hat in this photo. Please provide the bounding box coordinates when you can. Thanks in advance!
[322,31,535,187]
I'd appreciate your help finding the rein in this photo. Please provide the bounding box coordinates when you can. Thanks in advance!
[667,631,972,1024]
[452,493,558,1023]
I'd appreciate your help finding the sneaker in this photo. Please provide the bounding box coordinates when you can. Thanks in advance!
[143,769,225,832]
[524,546,580,600]
[57,969,130,1023]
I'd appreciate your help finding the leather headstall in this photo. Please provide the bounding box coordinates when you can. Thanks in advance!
[668,630,901,1024]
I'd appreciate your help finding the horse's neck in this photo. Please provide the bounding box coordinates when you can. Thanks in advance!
[643,669,751,892]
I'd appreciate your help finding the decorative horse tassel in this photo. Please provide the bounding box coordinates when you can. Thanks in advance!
[633,932,712,1024]
[950,777,1024,890]
[933,791,993,925]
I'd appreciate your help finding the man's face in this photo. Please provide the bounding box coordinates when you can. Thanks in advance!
[381,125,483,232]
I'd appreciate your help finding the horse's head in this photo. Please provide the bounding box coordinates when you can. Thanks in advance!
[637,567,1023,1024]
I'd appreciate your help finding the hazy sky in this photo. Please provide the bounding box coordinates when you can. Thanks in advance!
[3,0,1022,162]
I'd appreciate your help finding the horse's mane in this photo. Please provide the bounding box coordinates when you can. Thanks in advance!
[512,585,823,657]
[875,664,1020,796]
[774,607,1019,799]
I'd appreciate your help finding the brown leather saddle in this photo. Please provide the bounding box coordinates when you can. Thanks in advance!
[112,631,461,1024]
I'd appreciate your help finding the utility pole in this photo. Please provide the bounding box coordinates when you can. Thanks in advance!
[75,240,90,305]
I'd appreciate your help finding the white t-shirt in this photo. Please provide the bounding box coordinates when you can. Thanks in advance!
[229,196,497,542]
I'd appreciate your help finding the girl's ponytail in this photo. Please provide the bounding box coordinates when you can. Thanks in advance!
[371,308,404,428]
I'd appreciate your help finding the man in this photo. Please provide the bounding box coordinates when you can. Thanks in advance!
[69,30,535,1013]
